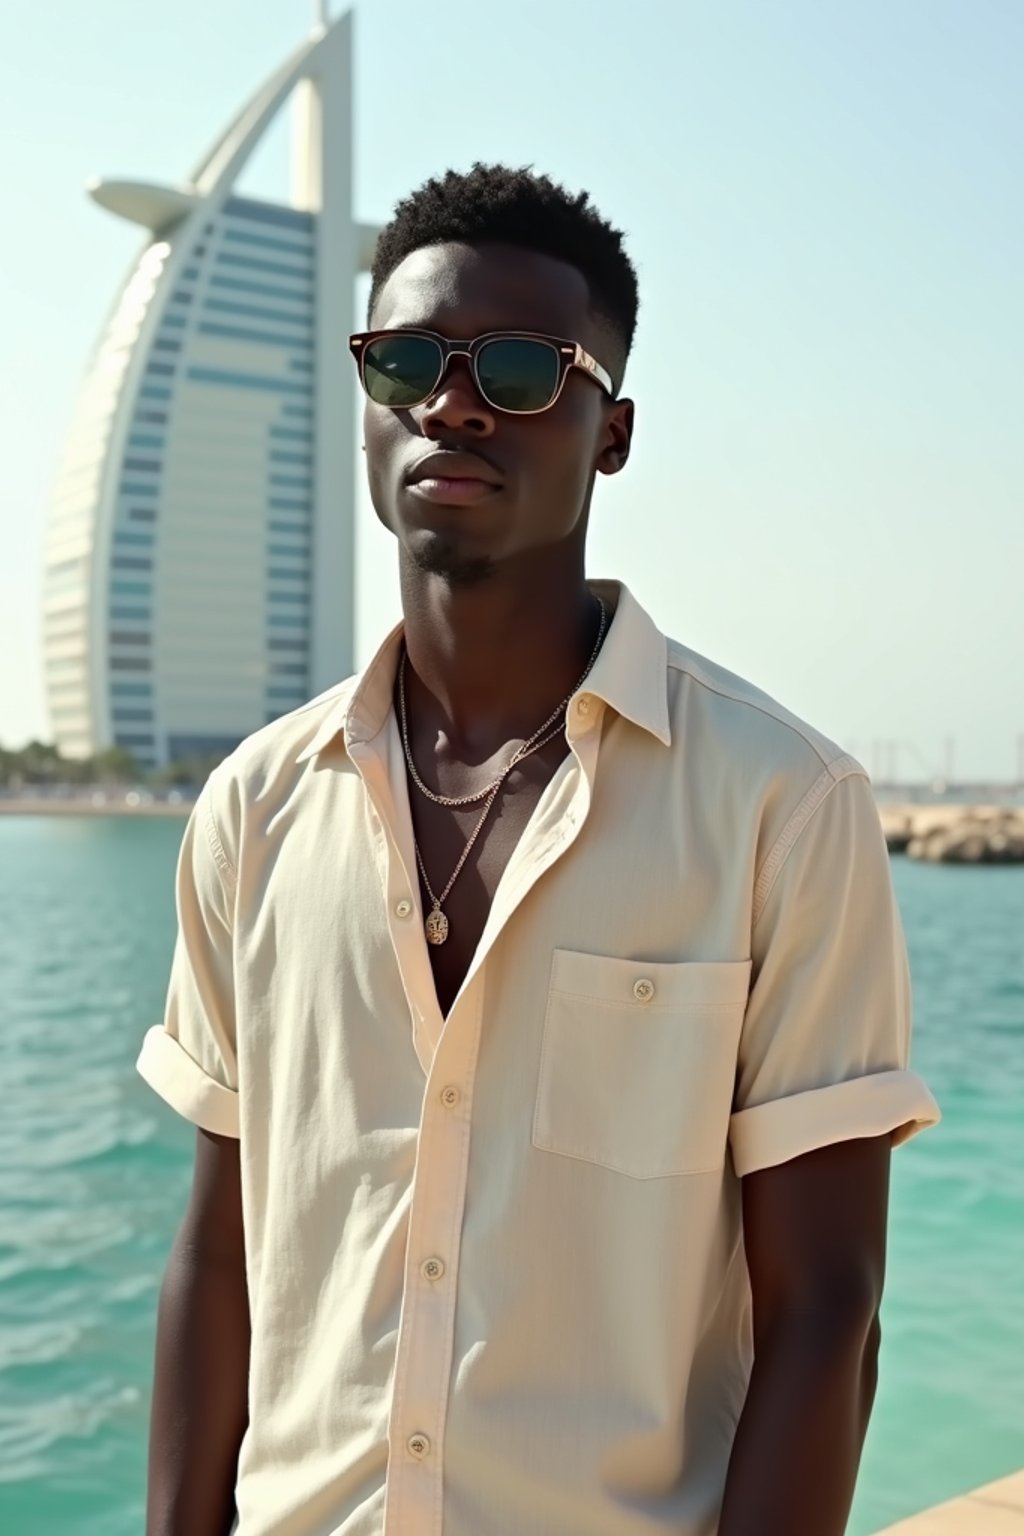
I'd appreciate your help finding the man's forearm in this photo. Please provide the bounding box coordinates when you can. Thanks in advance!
[146,1233,250,1536]
[718,1301,880,1536]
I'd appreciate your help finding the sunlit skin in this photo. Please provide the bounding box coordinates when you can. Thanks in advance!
[363,241,634,1016]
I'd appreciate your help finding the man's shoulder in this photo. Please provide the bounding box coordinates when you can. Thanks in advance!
[664,635,861,785]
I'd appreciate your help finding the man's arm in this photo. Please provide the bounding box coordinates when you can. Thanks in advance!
[146,1128,250,1536]
[718,1133,890,1536]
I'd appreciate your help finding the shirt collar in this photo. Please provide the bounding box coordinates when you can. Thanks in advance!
[295,579,671,765]
[582,580,671,746]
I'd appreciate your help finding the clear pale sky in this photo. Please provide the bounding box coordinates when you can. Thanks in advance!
[1,0,1021,780]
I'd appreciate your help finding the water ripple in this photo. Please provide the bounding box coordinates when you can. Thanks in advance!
[1,818,1021,1534]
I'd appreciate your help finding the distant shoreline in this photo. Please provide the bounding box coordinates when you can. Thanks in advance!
[0,796,194,817]
[2,796,1019,825]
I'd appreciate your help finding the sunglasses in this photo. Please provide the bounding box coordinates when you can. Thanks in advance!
[348,328,615,415]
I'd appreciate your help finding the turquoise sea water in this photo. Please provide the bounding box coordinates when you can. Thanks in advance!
[0,814,1021,1536]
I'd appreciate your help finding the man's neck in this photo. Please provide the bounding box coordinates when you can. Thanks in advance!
[398,560,603,761]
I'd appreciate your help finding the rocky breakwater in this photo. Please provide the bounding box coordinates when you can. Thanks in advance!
[879,805,1024,864]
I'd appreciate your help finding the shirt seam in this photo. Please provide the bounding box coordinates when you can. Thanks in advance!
[665,652,849,771]
[751,755,864,927]
[202,777,238,897]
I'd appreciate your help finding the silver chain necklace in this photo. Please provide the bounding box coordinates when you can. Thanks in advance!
[398,597,607,808]
[401,598,608,946]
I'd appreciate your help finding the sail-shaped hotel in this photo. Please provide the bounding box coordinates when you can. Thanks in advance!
[42,7,378,770]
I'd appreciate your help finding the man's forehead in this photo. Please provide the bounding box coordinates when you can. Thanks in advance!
[372,241,593,338]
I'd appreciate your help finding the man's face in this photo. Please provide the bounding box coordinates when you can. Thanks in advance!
[362,241,634,586]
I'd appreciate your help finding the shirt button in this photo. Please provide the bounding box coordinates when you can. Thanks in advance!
[395,898,412,919]
[576,694,592,715]
[420,1256,445,1281]
[633,977,656,1003]
[407,1432,430,1459]
[440,1085,460,1108]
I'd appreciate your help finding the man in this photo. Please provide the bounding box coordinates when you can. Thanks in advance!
[138,163,939,1536]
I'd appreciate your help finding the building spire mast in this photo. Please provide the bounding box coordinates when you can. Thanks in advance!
[316,1,329,26]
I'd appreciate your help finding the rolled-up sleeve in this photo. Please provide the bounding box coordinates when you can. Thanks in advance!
[136,775,240,1137]
[729,766,939,1177]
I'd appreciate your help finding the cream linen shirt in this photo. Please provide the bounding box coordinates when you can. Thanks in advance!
[137,579,939,1536]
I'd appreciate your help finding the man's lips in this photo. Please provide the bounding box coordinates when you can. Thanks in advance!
[405,449,503,487]
[404,449,504,506]
[407,476,499,506]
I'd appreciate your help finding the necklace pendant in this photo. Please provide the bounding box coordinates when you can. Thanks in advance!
[425,906,449,945]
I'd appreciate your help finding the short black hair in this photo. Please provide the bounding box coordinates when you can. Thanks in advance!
[367,162,639,391]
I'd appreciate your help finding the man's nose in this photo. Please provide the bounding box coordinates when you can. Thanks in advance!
[417,354,496,436]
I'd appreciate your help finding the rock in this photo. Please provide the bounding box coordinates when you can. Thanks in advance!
[904,808,1024,864]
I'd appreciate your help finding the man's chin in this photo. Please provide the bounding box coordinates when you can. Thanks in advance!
[407,531,495,588]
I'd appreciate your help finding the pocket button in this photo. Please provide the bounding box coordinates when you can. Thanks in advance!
[632,978,656,1003]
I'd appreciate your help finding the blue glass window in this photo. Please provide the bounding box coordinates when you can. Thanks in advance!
[224,197,314,233]
[216,252,311,281]
[114,530,155,547]
[111,579,152,596]
[110,658,151,672]
[268,662,308,676]
[112,555,153,572]
[115,732,155,746]
[146,362,175,377]
[289,358,313,374]
[268,613,307,628]
[180,265,200,280]
[268,520,308,537]
[198,321,312,350]
[123,458,161,473]
[269,496,311,512]
[135,409,168,423]
[281,404,313,421]
[266,590,306,606]
[109,630,150,645]
[140,386,171,401]
[120,482,158,496]
[270,425,312,443]
[128,433,164,450]
[167,732,245,760]
[112,708,154,723]
[186,367,311,396]
[268,566,308,581]
[223,227,313,257]
[269,474,312,490]
[128,506,157,522]
[267,685,307,700]
[110,605,150,621]
[171,291,193,305]
[208,274,313,305]
[204,298,312,328]
[111,681,152,697]
[268,635,309,649]
[268,542,309,558]
[269,449,310,465]
[161,313,188,330]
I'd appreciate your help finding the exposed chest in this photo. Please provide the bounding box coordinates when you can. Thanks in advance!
[407,739,570,1017]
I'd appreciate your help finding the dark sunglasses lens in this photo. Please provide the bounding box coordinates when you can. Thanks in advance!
[362,335,442,407]
[477,338,560,412]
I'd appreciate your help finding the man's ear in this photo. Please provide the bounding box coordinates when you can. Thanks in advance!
[596,397,634,477]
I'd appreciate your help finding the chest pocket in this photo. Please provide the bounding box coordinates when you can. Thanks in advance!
[532,950,752,1179]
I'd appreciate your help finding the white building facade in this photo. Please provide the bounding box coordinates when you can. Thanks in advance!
[42,8,377,769]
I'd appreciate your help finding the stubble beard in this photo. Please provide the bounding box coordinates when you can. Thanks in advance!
[409,533,495,589]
